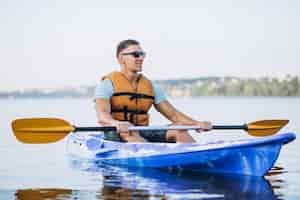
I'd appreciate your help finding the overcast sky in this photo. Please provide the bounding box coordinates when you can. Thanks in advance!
[1,0,299,90]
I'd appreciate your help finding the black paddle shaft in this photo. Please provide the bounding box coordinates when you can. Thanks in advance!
[213,124,248,130]
[74,126,116,132]
[74,124,248,132]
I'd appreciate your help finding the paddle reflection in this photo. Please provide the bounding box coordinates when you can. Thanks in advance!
[69,158,279,200]
[15,188,72,200]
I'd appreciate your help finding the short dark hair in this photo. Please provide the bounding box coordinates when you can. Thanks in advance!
[116,39,140,57]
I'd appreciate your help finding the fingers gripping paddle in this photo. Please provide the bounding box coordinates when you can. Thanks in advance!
[11,118,289,144]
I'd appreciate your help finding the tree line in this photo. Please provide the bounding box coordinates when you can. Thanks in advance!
[156,75,300,97]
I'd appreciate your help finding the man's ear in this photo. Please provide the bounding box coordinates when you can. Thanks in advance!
[118,55,124,64]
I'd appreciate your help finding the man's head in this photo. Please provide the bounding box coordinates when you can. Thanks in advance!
[116,39,146,73]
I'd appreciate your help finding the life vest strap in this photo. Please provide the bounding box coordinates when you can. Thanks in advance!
[111,107,148,124]
[112,92,154,100]
[111,108,147,115]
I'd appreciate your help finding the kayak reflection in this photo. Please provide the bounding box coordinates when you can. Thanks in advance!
[69,158,278,200]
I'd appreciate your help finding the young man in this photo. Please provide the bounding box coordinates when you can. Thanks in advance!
[95,39,212,143]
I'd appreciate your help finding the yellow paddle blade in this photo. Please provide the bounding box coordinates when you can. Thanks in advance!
[247,120,289,136]
[11,118,75,144]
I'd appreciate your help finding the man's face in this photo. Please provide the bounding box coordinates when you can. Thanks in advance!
[118,45,146,73]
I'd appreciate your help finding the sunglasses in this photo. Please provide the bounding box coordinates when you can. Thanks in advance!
[121,51,146,58]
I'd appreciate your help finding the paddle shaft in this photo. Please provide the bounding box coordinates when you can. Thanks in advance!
[74,125,248,132]
[74,125,202,132]
[74,126,116,132]
[212,124,248,130]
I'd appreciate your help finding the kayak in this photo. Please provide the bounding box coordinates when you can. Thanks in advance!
[66,132,296,176]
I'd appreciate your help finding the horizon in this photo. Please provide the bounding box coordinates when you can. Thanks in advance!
[1,0,299,91]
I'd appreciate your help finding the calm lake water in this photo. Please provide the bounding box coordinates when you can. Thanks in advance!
[0,97,299,199]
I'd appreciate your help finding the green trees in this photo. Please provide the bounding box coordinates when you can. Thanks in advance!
[158,75,300,97]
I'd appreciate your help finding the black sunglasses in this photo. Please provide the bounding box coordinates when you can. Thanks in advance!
[121,51,146,58]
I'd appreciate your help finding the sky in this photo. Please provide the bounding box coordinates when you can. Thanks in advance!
[1,0,299,91]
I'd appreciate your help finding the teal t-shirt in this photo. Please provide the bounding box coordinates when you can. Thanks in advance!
[94,79,167,104]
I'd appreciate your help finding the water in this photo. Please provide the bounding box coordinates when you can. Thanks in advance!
[0,97,299,199]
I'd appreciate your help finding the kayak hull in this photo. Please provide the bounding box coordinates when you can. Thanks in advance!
[66,132,295,176]
[102,143,282,176]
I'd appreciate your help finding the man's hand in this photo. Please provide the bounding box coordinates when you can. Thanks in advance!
[196,121,213,132]
[113,121,146,142]
[113,121,132,134]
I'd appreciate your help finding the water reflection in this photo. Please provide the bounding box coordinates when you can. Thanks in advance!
[265,166,287,199]
[12,160,284,200]
[15,188,72,200]
[69,158,278,200]
[267,166,287,176]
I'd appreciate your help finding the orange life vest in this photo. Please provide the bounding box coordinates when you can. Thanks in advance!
[103,71,155,126]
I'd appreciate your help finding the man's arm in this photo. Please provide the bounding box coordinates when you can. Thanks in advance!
[154,100,212,130]
[95,98,119,126]
[95,98,146,142]
[95,98,133,132]
[94,80,126,128]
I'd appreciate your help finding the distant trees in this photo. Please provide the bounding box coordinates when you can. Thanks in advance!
[157,75,300,97]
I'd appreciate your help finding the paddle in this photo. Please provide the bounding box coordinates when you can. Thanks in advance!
[11,118,289,144]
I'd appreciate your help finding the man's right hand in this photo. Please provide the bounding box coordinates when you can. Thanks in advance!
[113,121,132,133]
[113,121,146,142]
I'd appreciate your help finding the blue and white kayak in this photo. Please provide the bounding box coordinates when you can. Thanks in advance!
[66,132,296,176]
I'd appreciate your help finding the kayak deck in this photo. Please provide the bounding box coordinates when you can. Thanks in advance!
[66,132,296,176]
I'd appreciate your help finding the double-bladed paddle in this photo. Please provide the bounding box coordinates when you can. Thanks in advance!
[11,118,289,144]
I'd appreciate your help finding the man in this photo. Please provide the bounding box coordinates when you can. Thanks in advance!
[95,39,212,143]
